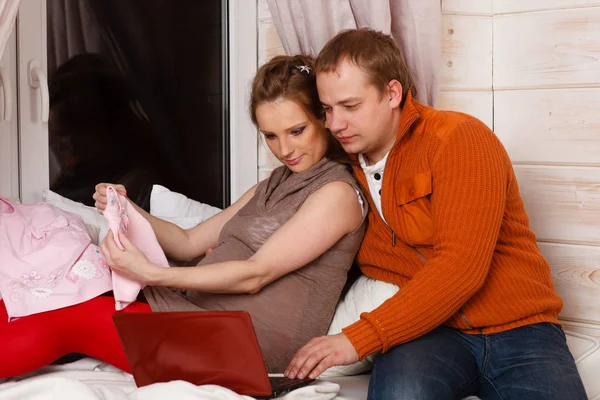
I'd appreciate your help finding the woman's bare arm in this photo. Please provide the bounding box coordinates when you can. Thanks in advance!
[148,181,363,293]
[94,183,257,261]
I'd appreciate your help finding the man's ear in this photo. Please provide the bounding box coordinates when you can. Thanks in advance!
[387,80,403,109]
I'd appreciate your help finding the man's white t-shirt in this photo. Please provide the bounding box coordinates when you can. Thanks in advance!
[358,152,390,224]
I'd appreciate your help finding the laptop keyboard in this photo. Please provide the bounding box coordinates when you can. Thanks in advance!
[268,376,313,398]
[269,376,306,388]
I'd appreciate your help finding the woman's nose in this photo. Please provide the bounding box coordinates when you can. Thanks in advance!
[279,138,294,158]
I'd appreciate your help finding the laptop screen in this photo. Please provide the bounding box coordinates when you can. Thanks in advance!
[113,311,275,396]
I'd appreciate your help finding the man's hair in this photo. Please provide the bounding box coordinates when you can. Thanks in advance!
[316,28,415,106]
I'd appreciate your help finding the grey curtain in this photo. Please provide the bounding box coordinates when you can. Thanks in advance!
[0,0,19,60]
[47,0,104,76]
[266,0,441,106]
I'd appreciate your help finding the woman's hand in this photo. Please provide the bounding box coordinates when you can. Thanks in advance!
[100,230,163,285]
[93,183,127,214]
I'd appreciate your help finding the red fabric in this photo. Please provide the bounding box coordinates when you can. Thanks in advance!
[0,296,151,378]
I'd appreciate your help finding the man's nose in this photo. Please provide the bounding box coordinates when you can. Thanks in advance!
[327,110,347,134]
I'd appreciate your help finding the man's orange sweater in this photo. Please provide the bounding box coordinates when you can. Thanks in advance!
[342,93,563,360]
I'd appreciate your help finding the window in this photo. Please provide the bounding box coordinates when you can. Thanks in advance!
[8,0,258,206]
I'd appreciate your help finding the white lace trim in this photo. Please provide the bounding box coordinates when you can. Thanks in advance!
[71,260,98,280]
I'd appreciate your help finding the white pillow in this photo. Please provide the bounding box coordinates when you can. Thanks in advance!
[150,184,221,220]
[42,185,221,245]
[84,223,101,246]
[42,189,108,245]
[320,275,399,378]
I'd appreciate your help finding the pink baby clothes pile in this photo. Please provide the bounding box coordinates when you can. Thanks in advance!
[0,196,112,320]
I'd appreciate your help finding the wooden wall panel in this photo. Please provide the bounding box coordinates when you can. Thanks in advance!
[258,0,271,20]
[437,91,493,129]
[258,167,275,181]
[441,15,492,90]
[495,89,600,165]
[540,242,600,323]
[495,0,600,14]
[442,0,493,15]
[514,166,600,246]
[258,18,285,66]
[494,7,600,89]
[256,9,284,172]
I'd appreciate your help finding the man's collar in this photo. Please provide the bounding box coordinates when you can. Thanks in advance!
[395,90,421,141]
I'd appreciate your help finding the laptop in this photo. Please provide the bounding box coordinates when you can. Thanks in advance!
[112,311,313,398]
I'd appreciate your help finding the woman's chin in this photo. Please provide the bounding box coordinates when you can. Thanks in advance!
[286,160,316,173]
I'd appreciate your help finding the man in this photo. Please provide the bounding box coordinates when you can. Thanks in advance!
[285,28,587,400]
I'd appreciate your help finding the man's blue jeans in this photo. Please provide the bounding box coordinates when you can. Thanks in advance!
[368,323,587,400]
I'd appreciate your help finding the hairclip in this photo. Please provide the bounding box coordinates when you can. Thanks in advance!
[296,65,311,74]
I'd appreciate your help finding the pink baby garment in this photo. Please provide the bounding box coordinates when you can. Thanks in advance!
[103,186,168,310]
[0,196,113,320]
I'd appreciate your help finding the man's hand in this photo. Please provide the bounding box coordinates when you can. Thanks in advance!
[285,333,359,379]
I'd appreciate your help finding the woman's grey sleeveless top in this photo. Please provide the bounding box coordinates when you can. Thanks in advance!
[144,158,367,371]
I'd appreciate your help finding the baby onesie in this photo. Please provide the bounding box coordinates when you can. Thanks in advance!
[103,186,168,310]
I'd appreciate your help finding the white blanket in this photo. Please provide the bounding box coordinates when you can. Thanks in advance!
[0,358,340,400]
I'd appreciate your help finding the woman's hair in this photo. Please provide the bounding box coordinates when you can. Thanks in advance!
[249,55,347,163]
